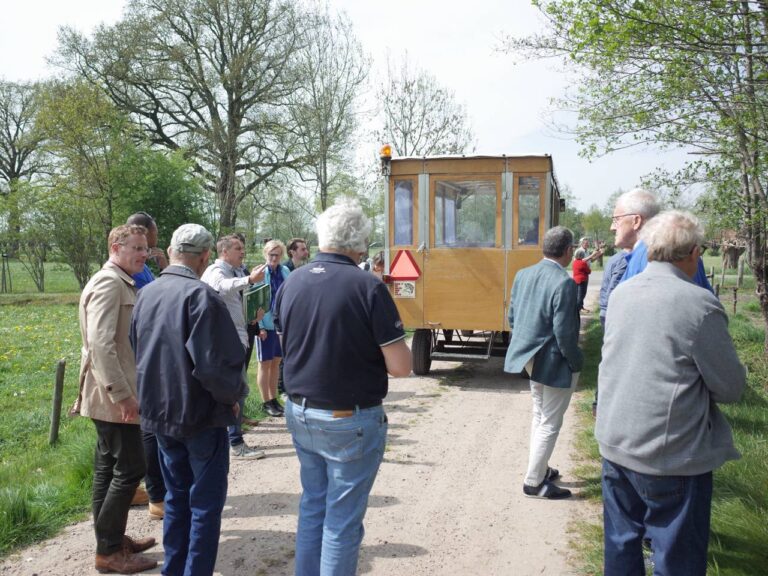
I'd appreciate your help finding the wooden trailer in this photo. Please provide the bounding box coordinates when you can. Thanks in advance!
[380,148,563,375]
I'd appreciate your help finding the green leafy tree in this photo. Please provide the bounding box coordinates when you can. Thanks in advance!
[0,80,46,252]
[57,0,312,231]
[506,0,768,352]
[291,6,368,211]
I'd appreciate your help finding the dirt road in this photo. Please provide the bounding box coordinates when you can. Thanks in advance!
[2,284,601,576]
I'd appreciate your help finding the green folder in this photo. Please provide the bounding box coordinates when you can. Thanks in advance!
[243,282,270,323]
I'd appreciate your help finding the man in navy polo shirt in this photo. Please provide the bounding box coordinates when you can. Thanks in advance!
[274,200,411,576]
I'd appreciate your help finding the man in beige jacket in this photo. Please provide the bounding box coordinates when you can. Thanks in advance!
[75,224,157,574]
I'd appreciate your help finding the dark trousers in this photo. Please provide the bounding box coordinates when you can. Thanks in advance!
[157,428,230,576]
[576,281,588,310]
[142,431,167,503]
[602,458,713,576]
[92,419,146,555]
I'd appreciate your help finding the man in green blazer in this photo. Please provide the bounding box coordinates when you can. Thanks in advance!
[505,226,583,499]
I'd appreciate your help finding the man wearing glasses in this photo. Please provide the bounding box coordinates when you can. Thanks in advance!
[597,211,745,575]
[75,224,157,574]
[612,189,712,290]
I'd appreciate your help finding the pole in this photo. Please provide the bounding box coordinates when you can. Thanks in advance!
[732,287,738,316]
[49,360,66,445]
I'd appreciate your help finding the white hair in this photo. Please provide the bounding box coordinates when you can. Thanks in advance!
[616,188,661,221]
[641,211,705,262]
[316,199,371,253]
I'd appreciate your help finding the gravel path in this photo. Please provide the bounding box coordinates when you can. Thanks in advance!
[2,282,600,576]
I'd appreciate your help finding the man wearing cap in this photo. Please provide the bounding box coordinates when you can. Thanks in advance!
[75,224,157,574]
[131,224,246,576]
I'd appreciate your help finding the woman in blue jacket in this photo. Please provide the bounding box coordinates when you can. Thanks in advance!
[257,239,290,416]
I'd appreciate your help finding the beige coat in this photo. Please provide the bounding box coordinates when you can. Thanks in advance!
[73,261,139,424]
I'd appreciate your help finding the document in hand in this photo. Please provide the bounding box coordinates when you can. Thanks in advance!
[243,282,271,323]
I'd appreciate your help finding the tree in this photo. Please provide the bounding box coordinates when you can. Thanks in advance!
[291,7,368,211]
[557,183,584,239]
[36,80,136,254]
[376,53,475,156]
[506,0,768,353]
[0,80,46,251]
[57,0,312,231]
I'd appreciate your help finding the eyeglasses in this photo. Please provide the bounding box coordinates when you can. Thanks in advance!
[267,252,281,259]
[611,213,638,224]
[690,244,708,255]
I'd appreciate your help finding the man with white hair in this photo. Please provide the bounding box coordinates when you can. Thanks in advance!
[131,224,246,576]
[611,188,712,290]
[274,199,412,575]
[596,211,745,576]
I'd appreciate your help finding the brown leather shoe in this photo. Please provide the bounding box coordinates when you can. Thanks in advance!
[130,485,149,506]
[148,501,164,520]
[123,534,156,553]
[95,549,156,574]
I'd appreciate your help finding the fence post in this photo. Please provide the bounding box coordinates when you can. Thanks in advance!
[49,360,66,445]
[715,283,720,298]
[737,256,745,288]
[721,264,726,288]
[732,287,738,316]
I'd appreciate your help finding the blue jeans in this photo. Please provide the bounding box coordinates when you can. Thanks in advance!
[602,458,713,576]
[285,399,387,576]
[156,428,230,576]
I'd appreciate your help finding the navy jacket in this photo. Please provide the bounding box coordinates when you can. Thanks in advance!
[504,259,583,388]
[130,265,245,438]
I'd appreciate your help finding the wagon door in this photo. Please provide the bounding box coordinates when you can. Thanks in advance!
[422,173,506,332]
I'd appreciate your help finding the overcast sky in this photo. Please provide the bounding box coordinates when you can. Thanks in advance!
[0,0,689,211]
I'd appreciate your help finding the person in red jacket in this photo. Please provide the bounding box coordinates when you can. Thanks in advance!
[573,249,593,312]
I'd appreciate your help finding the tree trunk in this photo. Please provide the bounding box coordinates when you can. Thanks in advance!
[722,245,745,269]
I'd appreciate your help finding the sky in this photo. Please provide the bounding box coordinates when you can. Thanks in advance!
[0,0,691,211]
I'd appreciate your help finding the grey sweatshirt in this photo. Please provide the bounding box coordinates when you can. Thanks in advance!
[595,261,746,476]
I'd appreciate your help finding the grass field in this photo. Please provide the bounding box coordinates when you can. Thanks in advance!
[0,277,269,556]
[573,293,768,575]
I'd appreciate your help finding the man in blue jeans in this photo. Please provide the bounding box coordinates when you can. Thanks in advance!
[274,200,412,575]
[131,224,246,576]
[596,211,745,575]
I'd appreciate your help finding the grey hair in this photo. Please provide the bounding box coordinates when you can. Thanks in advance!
[641,210,704,263]
[316,199,371,253]
[542,226,574,258]
[616,188,661,220]
[574,248,587,260]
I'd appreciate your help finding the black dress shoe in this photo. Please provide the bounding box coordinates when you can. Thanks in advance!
[270,398,285,414]
[263,401,283,417]
[523,480,572,499]
[545,467,560,481]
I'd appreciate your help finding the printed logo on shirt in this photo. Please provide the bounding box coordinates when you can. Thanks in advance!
[310,265,326,274]
[395,320,403,329]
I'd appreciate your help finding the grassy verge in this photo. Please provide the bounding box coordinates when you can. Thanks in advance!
[572,299,768,575]
[0,297,271,557]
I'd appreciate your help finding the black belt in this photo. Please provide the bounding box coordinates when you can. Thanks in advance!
[288,394,382,411]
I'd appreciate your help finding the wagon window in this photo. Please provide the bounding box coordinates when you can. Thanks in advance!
[394,180,414,245]
[435,180,496,247]
[518,176,541,245]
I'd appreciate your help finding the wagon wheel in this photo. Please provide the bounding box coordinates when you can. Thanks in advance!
[412,329,433,375]
[443,329,454,343]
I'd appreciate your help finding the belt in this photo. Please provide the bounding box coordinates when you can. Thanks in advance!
[288,394,382,411]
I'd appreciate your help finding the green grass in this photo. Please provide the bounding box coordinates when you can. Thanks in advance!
[573,298,768,576]
[0,295,274,557]
[0,260,83,295]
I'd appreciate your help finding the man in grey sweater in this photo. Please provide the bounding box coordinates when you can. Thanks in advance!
[596,211,746,576]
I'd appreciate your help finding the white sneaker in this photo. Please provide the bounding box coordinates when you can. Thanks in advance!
[231,443,266,459]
